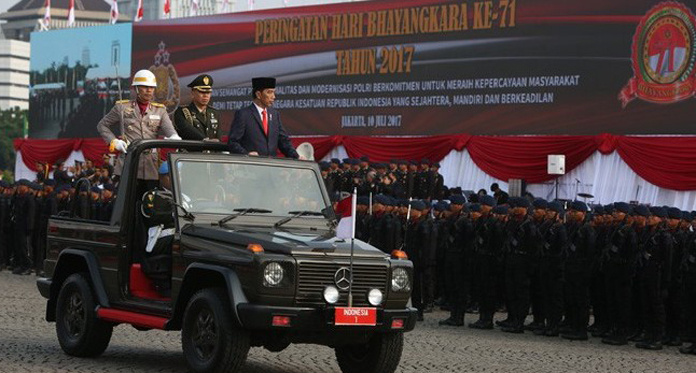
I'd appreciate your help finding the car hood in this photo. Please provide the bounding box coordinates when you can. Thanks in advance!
[182,224,389,258]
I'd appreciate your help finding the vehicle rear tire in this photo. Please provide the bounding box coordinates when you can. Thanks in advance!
[182,288,250,373]
[335,332,404,373]
[55,273,113,357]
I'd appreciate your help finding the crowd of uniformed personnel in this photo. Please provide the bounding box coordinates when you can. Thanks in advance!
[319,157,446,200]
[0,159,117,276]
[335,172,696,354]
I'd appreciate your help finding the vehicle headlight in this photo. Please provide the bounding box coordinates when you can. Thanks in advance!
[391,267,411,292]
[323,286,339,304]
[263,262,284,287]
[368,289,383,306]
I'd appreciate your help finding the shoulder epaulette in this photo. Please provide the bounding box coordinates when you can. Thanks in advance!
[151,102,165,108]
[182,107,193,124]
[115,99,130,104]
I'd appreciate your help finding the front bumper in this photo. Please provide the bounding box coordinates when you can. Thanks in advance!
[37,277,52,299]
[237,303,418,333]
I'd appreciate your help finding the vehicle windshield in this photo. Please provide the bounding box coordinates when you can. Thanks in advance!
[174,160,327,217]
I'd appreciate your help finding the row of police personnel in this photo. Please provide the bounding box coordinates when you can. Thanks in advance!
[319,158,445,201]
[0,179,116,275]
[346,194,696,354]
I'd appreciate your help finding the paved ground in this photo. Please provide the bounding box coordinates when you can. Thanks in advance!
[0,270,694,373]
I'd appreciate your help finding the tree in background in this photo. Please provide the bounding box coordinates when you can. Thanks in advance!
[0,107,27,182]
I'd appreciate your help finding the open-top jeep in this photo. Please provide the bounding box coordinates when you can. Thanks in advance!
[37,140,417,373]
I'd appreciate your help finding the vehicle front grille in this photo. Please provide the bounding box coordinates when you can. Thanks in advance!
[296,260,389,307]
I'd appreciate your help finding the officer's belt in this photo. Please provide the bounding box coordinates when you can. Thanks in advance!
[511,250,529,255]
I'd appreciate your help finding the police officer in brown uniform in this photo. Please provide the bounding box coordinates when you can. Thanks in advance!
[97,69,180,195]
[173,74,221,141]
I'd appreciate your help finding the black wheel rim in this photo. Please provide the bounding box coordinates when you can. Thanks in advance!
[64,291,86,339]
[191,308,218,361]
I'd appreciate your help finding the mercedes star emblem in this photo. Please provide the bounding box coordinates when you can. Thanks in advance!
[334,267,352,291]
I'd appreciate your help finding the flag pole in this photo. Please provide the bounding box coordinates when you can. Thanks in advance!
[348,187,357,307]
[368,192,373,215]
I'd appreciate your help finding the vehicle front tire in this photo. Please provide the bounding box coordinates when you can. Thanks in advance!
[182,288,250,373]
[55,273,113,357]
[335,332,404,373]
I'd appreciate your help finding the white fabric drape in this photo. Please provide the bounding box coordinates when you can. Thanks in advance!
[13,151,34,181]
[441,149,696,211]
[320,145,348,163]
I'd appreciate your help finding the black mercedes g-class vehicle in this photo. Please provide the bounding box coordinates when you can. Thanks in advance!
[37,140,416,373]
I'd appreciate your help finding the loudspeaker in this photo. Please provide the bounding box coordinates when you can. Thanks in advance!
[548,155,566,175]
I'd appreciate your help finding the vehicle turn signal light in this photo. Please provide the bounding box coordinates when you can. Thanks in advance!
[391,250,408,260]
[247,243,264,254]
[272,315,292,327]
[391,318,405,329]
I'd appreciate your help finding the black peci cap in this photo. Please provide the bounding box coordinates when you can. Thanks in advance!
[252,77,276,92]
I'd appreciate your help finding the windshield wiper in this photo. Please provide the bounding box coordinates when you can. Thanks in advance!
[217,208,273,226]
[274,210,325,228]
[173,202,196,222]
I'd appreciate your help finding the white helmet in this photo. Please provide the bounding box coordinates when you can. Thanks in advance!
[132,69,157,87]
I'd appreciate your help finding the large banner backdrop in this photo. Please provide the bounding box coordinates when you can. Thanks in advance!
[132,0,696,136]
[29,23,132,139]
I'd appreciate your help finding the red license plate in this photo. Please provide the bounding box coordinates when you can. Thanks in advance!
[334,307,377,326]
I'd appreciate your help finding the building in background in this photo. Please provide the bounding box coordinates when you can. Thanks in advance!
[0,38,30,109]
[0,0,128,42]
[117,0,364,20]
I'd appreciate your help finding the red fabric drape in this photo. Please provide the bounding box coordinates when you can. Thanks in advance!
[13,138,78,171]
[614,136,696,191]
[78,138,111,166]
[466,136,600,183]
[14,135,696,191]
[342,135,470,163]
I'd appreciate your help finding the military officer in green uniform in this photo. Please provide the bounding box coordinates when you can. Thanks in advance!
[173,74,221,141]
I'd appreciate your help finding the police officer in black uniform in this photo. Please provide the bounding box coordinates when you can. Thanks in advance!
[680,218,696,355]
[635,206,672,350]
[602,202,638,345]
[664,207,686,346]
[469,196,502,329]
[535,200,567,337]
[11,180,35,275]
[561,201,596,341]
[501,197,540,334]
[528,198,548,332]
[173,74,221,141]
[416,159,433,200]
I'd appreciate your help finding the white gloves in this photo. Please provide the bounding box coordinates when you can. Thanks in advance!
[165,134,182,140]
[110,139,128,153]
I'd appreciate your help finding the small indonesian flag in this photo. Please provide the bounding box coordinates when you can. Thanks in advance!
[335,190,357,239]
[134,0,143,22]
[109,0,119,24]
[67,0,75,26]
[163,0,171,16]
[43,0,51,27]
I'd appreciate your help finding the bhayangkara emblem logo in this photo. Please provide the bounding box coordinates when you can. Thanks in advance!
[334,268,352,291]
[619,2,696,107]
[149,41,180,114]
